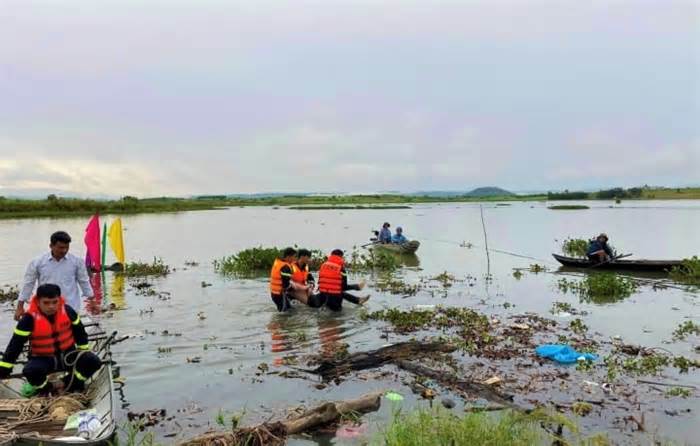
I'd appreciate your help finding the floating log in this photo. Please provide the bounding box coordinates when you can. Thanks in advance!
[307,341,456,381]
[179,391,383,446]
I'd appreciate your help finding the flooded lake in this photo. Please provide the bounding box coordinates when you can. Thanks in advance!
[1,200,698,444]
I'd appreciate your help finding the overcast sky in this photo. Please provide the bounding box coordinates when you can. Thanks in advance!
[0,0,698,197]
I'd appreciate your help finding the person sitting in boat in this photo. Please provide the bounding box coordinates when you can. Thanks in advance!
[391,226,408,244]
[0,284,101,396]
[313,249,370,311]
[587,233,613,263]
[378,222,392,243]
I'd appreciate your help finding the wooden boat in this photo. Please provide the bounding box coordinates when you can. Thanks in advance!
[0,321,116,445]
[371,240,420,254]
[552,254,682,272]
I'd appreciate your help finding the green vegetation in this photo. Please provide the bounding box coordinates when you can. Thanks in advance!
[376,408,608,446]
[215,408,245,429]
[669,256,700,286]
[547,186,700,201]
[109,421,159,446]
[672,321,700,341]
[3,186,697,219]
[550,301,576,314]
[0,195,219,219]
[548,205,590,210]
[529,264,546,273]
[213,246,325,277]
[572,402,593,417]
[121,258,171,277]
[288,205,411,210]
[557,273,637,303]
[603,351,698,377]
[666,387,692,398]
[377,409,545,446]
[570,318,588,335]
[547,191,589,200]
[367,307,491,346]
[346,249,400,272]
[374,275,422,296]
[0,285,19,302]
[431,271,458,287]
[562,238,589,258]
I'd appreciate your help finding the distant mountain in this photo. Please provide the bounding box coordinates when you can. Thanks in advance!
[463,187,515,197]
[409,187,515,197]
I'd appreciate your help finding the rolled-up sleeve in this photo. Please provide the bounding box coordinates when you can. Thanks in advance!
[76,260,94,298]
[18,259,38,303]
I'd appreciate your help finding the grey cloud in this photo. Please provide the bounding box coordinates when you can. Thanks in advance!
[0,0,697,195]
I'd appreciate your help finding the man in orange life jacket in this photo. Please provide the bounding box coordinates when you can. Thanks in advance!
[289,248,315,302]
[270,247,310,311]
[0,284,101,395]
[315,249,370,311]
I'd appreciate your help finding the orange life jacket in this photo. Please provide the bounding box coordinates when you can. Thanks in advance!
[318,255,344,294]
[291,263,309,284]
[270,258,291,295]
[27,296,75,357]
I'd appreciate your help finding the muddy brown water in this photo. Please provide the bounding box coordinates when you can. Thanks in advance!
[0,201,698,444]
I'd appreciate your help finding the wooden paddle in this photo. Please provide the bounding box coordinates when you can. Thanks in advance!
[361,238,380,248]
[591,253,632,268]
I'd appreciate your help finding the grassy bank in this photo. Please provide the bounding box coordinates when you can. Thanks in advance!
[1,186,697,219]
[0,196,222,219]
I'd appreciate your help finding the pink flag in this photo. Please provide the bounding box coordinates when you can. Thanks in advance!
[84,214,101,272]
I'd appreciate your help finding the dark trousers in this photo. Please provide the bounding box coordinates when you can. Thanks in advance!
[271,293,292,312]
[317,291,362,312]
[24,351,101,391]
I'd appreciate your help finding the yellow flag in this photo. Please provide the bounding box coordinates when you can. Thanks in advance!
[108,218,125,264]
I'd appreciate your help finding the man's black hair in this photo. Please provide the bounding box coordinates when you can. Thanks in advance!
[282,247,297,258]
[50,231,72,245]
[331,249,344,257]
[298,249,312,257]
[36,283,61,299]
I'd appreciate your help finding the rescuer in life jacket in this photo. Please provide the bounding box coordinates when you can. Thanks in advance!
[313,249,370,311]
[289,248,315,302]
[0,284,102,396]
[270,247,311,311]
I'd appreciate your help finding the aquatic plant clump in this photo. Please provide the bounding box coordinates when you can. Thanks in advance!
[122,258,171,277]
[346,249,400,272]
[669,256,700,286]
[672,321,700,341]
[562,238,589,258]
[548,205,590,210]
[557,273,637,303]
[368,307,492,340]
[374,275,422,296]
[214,246,325,276]
[666,387,692,398]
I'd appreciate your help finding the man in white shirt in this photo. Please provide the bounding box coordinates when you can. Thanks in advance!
[15,231,94,321]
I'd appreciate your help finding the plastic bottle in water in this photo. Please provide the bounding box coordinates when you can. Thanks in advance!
[77,413,101,440]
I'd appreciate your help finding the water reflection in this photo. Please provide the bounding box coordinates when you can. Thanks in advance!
[86,272,104,315]
[266,311,351,366]
[317,318,347,360]
[111,274,126,309]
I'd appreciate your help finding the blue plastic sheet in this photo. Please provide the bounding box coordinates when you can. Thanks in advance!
[535,344,598,364]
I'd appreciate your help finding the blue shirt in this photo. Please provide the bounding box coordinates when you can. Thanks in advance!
[379,228,392,243]
[586,240,612,257]
[392,234,408,244]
